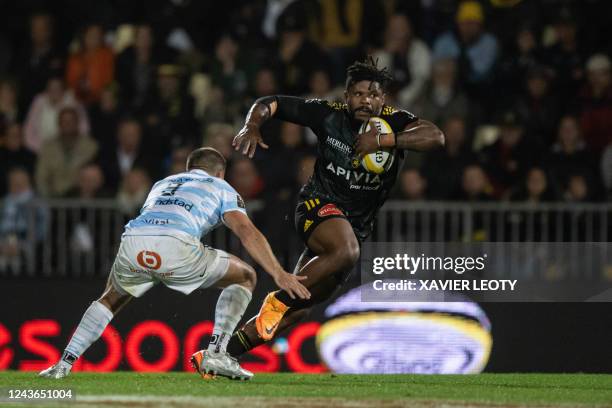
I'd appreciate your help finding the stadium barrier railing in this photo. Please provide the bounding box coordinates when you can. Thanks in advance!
[1,199,610,277]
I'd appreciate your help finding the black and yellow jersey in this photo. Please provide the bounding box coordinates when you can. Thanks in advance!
[271,96,418,240]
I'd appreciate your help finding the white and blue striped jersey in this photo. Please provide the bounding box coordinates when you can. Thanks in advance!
[124,169,246,241]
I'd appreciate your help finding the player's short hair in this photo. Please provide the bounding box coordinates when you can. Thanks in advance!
[345,56,393,91]
[186,147,226,174]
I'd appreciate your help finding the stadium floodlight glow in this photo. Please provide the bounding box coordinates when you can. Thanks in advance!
[316,284,492,374]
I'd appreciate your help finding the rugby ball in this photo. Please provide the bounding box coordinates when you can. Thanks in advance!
[359,117,395,174]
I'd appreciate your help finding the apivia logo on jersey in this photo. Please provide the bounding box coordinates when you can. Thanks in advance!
[326,162,382,189]
[323,135,386,189]
[155,197,193,212]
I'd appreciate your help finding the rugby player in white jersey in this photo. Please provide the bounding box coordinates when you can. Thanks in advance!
[39,147,310,380]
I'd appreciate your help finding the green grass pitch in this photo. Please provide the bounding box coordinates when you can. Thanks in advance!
[1,371,611,407]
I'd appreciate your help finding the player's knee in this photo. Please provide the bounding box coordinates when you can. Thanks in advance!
[334,239,360,270]
[97,293,119,315]
[240,263,257,292]
[97,282,131,315]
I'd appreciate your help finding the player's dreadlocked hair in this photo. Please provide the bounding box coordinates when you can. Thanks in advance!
[345,56,393,90]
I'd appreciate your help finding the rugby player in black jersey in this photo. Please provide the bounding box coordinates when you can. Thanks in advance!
[226,58,444,356]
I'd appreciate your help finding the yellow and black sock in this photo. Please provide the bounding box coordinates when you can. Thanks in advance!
[226,329,253,358]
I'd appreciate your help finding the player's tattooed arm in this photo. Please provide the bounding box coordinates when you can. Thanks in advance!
[234,96,329,157]
[233,100,275,158]
[389,119,445,152]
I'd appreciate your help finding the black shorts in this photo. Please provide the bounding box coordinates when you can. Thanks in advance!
[294,197,347,243]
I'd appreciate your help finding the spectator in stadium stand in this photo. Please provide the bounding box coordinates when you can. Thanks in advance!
[395,168,428,201]
[497,24,544,101]
[259,123,309,258]
[454,164,494,201]
[302,69,343,146]
[0,80,19,124]
[64,163,109,199]
[221,1,268,52]
[227,156,265,200]
[309,0,386,83]
[561,172,598,240]
[202,123,235,160]
[167,146,191,175]
[99,118,154,193]
[201,35,248,124]
[392,167,433,241]
[64,164,110,266]
[23,76,90,153]
[373,14,432,109]
[65,23,114,105]
[11,12,64,117]
[143,64,199,151]
[545,115,599,192]
[273,11,331,96]
[0,168,45,275]
[510,167,557,203]
[543,10,584,107]
[201,86,236,125]
[251,67,279,102]
[564,173,592,202]
[305,69,343,102]
[505,166,558,241]
[514,65,560,146]
[241,67,283,148]
[210,32,253,109]
[266,151,317,259]
[35,107,98,197]
[413,58,471,126]
[261,0,294,41]
[258,121,305,196]
[0,124,37,196]
[116,168,151,218]
[579,54,612,154]
[421,116,476,200]
[87,84,121,148]
[432,0,499,100]
[115,24,159,112]
[478,110,539,197]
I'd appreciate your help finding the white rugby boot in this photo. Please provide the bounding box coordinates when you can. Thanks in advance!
[39,361,72,379]
[196,350,253,381]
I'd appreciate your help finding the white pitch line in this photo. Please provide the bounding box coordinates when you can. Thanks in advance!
[66,395,584,408]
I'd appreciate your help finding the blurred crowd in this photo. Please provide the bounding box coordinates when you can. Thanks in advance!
[1,0,612,269]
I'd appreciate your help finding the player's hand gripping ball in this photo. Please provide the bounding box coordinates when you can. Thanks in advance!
[357,117,395,174]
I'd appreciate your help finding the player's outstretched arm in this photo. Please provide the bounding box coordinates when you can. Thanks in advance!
[234,96,331,158]
[223,210,311,300]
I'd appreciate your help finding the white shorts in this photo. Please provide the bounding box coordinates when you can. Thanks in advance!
[110,234,230,297]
